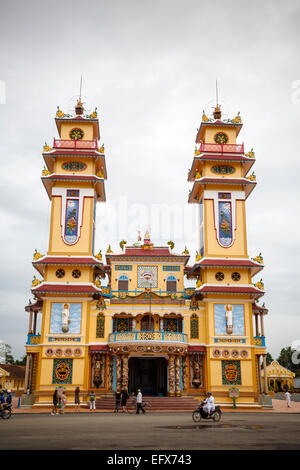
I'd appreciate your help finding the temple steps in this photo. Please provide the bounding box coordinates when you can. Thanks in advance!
[95,395,200,411]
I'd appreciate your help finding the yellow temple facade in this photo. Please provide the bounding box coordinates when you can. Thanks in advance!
[24,99,269,408]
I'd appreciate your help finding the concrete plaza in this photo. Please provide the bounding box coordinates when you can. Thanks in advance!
[0,411,299,450]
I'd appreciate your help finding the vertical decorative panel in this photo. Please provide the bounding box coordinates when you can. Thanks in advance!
[190,314,199,339]
[64,198,79,244]
[218,201,232,247]
[96,313,105,338]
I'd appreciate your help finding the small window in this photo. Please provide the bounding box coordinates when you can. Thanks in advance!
[166,275,177,292]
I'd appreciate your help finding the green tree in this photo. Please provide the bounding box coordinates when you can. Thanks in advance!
[14,355,27,366]
[4,344,14,364]
[277,346,298,373]
[266,352,273,365]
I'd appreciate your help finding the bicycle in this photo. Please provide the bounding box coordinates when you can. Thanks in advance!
[127,396,152,413]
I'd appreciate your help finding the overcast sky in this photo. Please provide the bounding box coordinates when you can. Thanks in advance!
[0,0,299,360]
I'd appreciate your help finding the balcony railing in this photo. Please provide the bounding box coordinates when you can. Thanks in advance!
[53,138,98,150]
[101,287,195,299]
[253,336,266,347]
[108,331,188,343]
[198,142,244,154]
[27,334,41,345]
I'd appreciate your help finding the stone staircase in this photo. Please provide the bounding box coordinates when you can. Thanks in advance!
[95,395,200,411]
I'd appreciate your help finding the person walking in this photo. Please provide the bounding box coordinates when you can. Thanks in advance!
[74,387,81,411]
[121,389,129,412]
[89,391,96,412]
[114,388,121,413]
[51,389,59,415]
[60,391,67,414]
[285,390,292,408]
[6,390,12,407]
[136,389,145,414]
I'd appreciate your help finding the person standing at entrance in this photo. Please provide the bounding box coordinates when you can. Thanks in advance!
[74,387,80,411]
[114,389,121,413]
[121,389,129,412]
[136,389,145,414]
[51,389,58,415]
[285,390,291,408]
[89,391,96,411]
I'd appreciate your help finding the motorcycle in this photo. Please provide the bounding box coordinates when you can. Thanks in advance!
[1,403,12,419]
[192,401,221,423]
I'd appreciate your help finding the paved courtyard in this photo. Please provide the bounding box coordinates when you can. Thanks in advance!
[0,412,299,450]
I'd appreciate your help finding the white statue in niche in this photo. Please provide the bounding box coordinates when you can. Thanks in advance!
[225,304,233,334]
[62,303,71,333]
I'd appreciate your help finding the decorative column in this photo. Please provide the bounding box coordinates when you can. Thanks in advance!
[24,354,31,393]
[116,355,122,391]
[256,355,262,394]
[121,355,129,391]
[108,356,113,391]
[260,313,265,337]
[168,354,175,396]
[175,356,181,397]
[255,314,259,336]
[33,311,38,335]
[262,354,268,394]
[182,356,187,391]
[28,310,33,335]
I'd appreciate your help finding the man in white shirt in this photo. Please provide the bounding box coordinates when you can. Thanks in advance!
[136,389,146,414]
[285,390,291,407]
[203,391,215,416]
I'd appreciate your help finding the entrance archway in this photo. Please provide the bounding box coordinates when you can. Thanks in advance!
[128,357,167,395]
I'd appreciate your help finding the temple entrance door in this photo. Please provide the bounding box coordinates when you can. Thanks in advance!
[141,315,154,331]
[129,357,167,395]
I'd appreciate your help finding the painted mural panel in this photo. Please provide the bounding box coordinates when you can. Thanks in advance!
[50,303,82,334]
[218,201,233,246]
[222,360,241,385]
[214,304,245,336]
[64,198,79,244]
[52,358,73,385]
[138,266,158,288]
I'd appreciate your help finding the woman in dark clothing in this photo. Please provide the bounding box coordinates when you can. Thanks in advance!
[121,389,129,412]
[114,389,121,413]
[51,389,58,415]
[74,387,80,411]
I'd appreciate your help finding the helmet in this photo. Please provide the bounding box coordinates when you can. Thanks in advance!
[207,391,212,395]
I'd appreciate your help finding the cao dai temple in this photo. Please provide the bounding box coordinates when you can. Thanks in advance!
[24,98,270,408]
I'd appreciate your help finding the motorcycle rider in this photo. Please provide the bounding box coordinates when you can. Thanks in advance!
[0,392,5,413]
[203,391,215,416]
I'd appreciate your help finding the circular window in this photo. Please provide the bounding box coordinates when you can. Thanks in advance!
[215,272,225,281]
[232,272,241,281]
[72,269,81,279]
[62,161,87,171]
[56,269,65,279]
[214,132,228,144]
[70,128,84,140]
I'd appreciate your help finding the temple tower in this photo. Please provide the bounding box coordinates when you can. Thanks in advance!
[24,99,107,401]
[187,104,269,405]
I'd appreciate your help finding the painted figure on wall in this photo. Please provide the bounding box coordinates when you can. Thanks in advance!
[50,303,82,334]
[225,304,233,334]
[61,303,70,333]
[65,199,79,244]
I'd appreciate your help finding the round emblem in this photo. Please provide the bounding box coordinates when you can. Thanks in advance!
[55,269,65,279]
[231,350,239,358]
[55,348,63,357]
[215,272,225,281]
[74,348,82,357]
[64,348,72,357]
[70,128,84,140]
[214,132,228,144]
[45,348,54,357]
[72,269,81,279]
[241,350,248,358]
[222,349,230,358]
[213,349,221,358]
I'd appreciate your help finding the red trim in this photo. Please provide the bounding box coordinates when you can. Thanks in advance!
[194,259,262,268]
[32,284,100,293]
[188,345,206,352]
[53,138,98,150]
[89,345,109,352]
[197,285,263,294]
[33,256,102,265]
